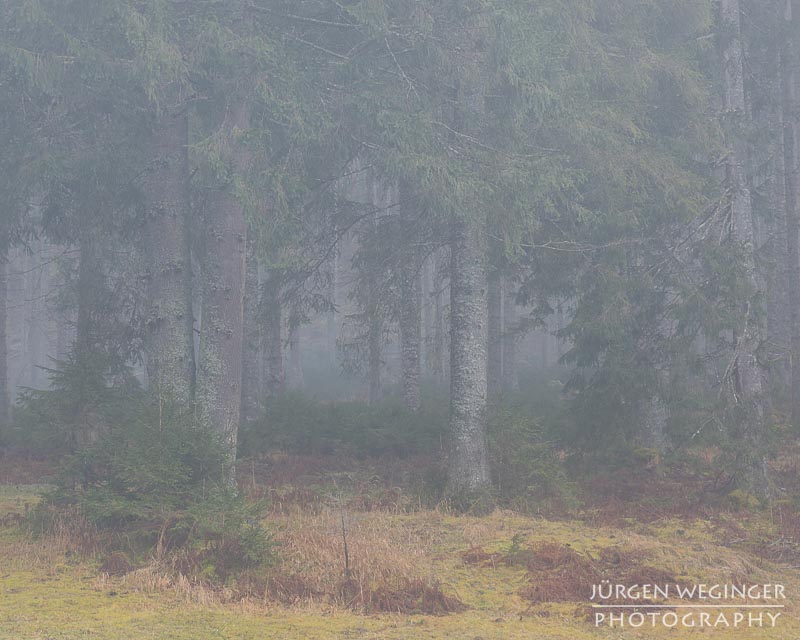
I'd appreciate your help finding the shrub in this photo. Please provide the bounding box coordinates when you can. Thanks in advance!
[5,350,140,453]
[44,400,275,581]
[17,357,274,583]
[488,404,578,511]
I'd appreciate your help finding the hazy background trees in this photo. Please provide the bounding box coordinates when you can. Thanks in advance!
[0,0,798,501]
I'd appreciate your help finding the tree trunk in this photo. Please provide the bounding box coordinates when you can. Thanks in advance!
[0,256,7,425]
[327,190,339,368]
[241,242,262,423]
[327,245,338,368]
[641,394,668,453]
[366,171,382,405]
[502,275,519,393]
[487,268,502,401]
[766,94,790,395]
[640,367,669,453]
[448,215,491,492]
[433,249,448,384]
[782,0,800,429]
[263,270,285,397]
[367,312,381,404]
[75,213,102,359]
[196,102,249,476]
[399,248,422,412]
[142,110,195,407]
[287,319,304,391]
[421,257,433,376]
[721,0,769,498]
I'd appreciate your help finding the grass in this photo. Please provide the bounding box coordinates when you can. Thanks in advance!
[1,454,800,639]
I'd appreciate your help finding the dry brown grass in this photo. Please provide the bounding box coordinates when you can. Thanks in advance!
[0,504,99,573]
[87,506,462,615]
[266,507,462,613]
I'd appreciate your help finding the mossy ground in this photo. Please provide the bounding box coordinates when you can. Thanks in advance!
[0,486,800,640]
[1,461,799,639]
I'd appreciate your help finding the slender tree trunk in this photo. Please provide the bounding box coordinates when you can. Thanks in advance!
[487,268,502,401]
[448,215,491,492]
[422,257,433,376]
[287,319,304,391]
[782,0,800,429]
[197,102,248,476]
[399,247,422,412]
[241,242,262,423]
[367,313,381,404]
[327,245,338,368]
[73,217,105,447]
[433,249,448,384]
[142,110,195,407]
[0,256,7,425]
[640,367,669,453]
[75,214,101,358]
[366,171,382,405]
[327,188,340,369]
[263,270,285,397]
[721,0,769,498]
[502,275,519,393]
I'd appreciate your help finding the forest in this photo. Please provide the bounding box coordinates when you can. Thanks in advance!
[0,0,799,638]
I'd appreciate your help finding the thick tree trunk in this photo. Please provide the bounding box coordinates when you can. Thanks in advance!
[399,252,422,412]
[0,257,6,425]
[197,102,248,475]
[721,0,769,498]
[640,393,668,453]
[241,243,262,423]
[262,271,285,398]
[502,275,519,393]
[782,0,800,429]
[766,98,790,394]
[142,110,195,407]
[487,268,502,401]
[448,215,491,492]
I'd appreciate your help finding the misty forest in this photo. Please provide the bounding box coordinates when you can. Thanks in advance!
[1,1,800,638]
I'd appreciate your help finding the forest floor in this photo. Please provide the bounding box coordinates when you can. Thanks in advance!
[0,452,799,639]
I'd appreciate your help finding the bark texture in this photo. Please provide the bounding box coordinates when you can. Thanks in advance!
[142,110,195,407]
[327,245,338,367]
[197,101,249,472]
[0,257,7,425]
[502,275,519,393]
[241,243,262,423]
[766,97,790,393]
[487,268,502,401]
[781,0,800,429]
[721,0,769,498]
[262,270,285,397]
[640,368,669,453]
[366,171,382,405]
[433,249,449,384]
[448,215,491,491]
[399,252,422,412]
